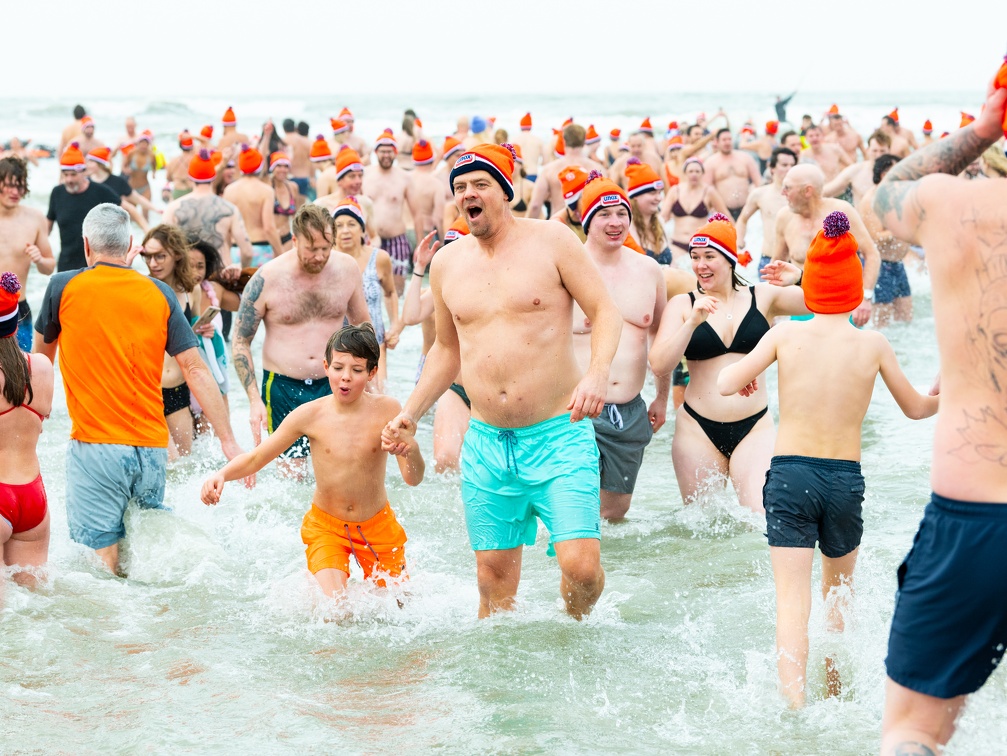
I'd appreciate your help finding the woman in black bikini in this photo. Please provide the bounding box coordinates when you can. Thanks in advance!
[509,145,534,218]
[649,214,808,513]
[660,158,730,266]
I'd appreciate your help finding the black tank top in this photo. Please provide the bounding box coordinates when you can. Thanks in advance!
[684,286,770,361]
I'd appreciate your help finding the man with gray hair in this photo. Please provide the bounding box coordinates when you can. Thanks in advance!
[34,203,245,575]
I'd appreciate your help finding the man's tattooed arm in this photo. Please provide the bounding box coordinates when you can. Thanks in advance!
[231,270,265,399]
[873,124,996,243]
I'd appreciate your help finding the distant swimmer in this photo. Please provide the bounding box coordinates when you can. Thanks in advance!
[609,130,663,192]
[574,173,668,521]
[823,106,865,163]
[858,155,913,327]
[281,118,314,201]
[649,214,809,513]
[878,110,914,159]
[223,145,283,266]
[58,105,87,158]
[703,128,763,220]
[775,92,796,124]
[267,152,299,252]
[527,124,603,220]
[216,107,250,153]
[718,212,938,709]
[34,204,242,575]
[162,149,253,266]
[164,131,195,199]
[363,130,414,295]
[231,204,369,477]
[0,272,54,605]
[734,148,798,274]
[202,324,423,600]
[383,144,622,619]
[407,140,446,243]
[772,164,880,327]
[798,124,852,183]
[512,113,544,181]
[873,71,1007,756]
[823,129,891,207]
[0,158,54,350]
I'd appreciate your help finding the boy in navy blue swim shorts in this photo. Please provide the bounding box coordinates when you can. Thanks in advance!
[719,211,937,708]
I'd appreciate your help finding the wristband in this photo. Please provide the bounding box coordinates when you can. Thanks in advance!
[796,271,803,287]
[413,270,426,277]
[863,289,874,301]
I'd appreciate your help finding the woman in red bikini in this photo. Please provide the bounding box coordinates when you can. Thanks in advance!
[0,271,54,601]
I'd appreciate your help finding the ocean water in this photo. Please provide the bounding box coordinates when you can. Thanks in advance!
[1,93,1004,754]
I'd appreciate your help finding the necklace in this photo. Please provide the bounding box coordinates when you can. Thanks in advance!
[721,289,736,320]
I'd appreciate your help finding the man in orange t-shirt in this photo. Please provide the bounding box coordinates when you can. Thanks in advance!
[34,203,244,574]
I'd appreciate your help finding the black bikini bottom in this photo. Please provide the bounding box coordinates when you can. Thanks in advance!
[683,403,768,458]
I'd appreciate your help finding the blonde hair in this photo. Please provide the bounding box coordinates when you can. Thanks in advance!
[630,197,666,254]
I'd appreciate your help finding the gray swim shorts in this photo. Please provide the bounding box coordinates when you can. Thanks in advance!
[592,394,654,494]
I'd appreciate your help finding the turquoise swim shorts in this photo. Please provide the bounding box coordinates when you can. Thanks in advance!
[460,413,601,555]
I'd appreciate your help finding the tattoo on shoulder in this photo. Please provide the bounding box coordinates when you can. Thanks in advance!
[244,270,265,302]
[892,742,937,756]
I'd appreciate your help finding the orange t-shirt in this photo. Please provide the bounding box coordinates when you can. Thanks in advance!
[35,263,198,447]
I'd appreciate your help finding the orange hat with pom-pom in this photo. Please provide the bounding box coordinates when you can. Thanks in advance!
[638,117,654,135]
[269,152,290,171]
[86,146,112,169]
[554,130,565,156]
[0,272,22,339]
[330,118,349,135]
[625,158,663,198]
[609,128,621,140]
[332,196,365,228]
[375,129,397,152]
[222,107,237,126]
[412,140,434,166]
[188,149,217,183]
[335,146,363,180]
[766,121,779,136]
[922,119,933,135]
[584,125,600,145]
[442,136,463,160]
[580,170,632,232]
[200,125,214,140]
[310,135,333,163]
[238,144,263,174]
[444,216,470,244]
[960,112,975,128]
[560,165,589,204]
[802,211,863,314]
[520,113,532,131]
[60,142,86,171]
[690,212,743,266]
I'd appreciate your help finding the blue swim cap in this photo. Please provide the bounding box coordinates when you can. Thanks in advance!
[471,115,487,134]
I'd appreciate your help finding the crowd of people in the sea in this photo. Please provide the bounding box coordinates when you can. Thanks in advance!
[2,59,1007,754]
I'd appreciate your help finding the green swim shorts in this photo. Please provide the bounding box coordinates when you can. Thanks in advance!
[460,413,601,556]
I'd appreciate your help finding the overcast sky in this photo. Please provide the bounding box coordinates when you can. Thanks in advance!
[6,0,1004,97]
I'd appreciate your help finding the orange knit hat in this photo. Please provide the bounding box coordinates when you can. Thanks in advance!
[922,119,933,134]
[585,125,600,145]
[766,120,779,136]
[335,146,363,180]
[828,104,840,116]
[86,146,112,169]
[690,212,742,266]
[375,128,397,152]
[888,108,899,123]
[554,130,565,156]
[310,135,332,163]
[81,115,94,130]
[0,272,22,339]
[222,107,237,126]
[579,170,632,232]
[188,149,217,183]
[269,151,290,171]
[639,117,654,135]
[60,142,86,171]
[625,159,663,198]
[666,135,684,150]
[520,113,532,131]
[339,107,354,121]
[210,150,223,167]
[238,144,263,174]
[802,211,863,314]
[412,139,434,166]
[667,120,680,135]
[330,118,349,135]
[442,136,463,160]
[559,165,589,204]
[444,216,470,244]
[610,128,621,140]
[200,125,214,140]
[511,144,523,165]
[179,130,194,150]
[449,143,516,201]
[960,112,975,128]
[332,196,365,227]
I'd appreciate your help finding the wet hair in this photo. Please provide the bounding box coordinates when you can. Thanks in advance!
[715,127,732,140]
[143,224,200,292]
[282,118,295,133]
[0,157,29,197]
[0,336,33,408]
[770,147,798,169]
[872,154,900,185]
[188,237,225,280]
[882,116,898,128]
[687,123,704,138]
[73,105,87,120]
[292,203,334,244]
[563,124,586,148]
[868,129,891,148]
[325,323,380,372]
[297,121,310,137]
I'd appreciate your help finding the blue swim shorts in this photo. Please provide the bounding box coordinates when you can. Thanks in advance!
[874,260,911,305]
[291,176,316,202]
[460,413,601,555]
[65,440,168,550]
[886,493,1007,699]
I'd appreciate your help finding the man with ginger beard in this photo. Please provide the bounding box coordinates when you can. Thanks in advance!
[573,172,668,522]
[363,130,414,295]
[703,128,764,220]
[382,144,622,620]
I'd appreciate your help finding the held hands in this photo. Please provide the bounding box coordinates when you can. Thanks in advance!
[687,295,718,327]
[760,260,802,287]
[568,370,608,422]
[218,263,242,282]
[385,323,402,350]
[413,231,441,272]
[382,413,417,456]
[201,473,225,505]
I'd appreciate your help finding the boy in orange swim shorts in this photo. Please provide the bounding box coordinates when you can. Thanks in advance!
[201,324,424,597]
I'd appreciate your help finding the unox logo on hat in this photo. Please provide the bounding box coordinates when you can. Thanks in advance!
[692,235,710,247]
[600,193,621,206]
[454,153,476,167]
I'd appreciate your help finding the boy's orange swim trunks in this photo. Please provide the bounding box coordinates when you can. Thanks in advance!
[300,502,407,584]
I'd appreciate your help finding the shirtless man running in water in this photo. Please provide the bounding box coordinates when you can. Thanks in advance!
[703,128,763,220]
[383,144,622,620]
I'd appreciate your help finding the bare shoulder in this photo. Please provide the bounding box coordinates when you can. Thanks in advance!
[28,351,53,377]
[371,392,403,420]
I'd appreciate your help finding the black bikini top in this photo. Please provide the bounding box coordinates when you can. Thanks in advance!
[672,199,708,219]
[684,286,770,361]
